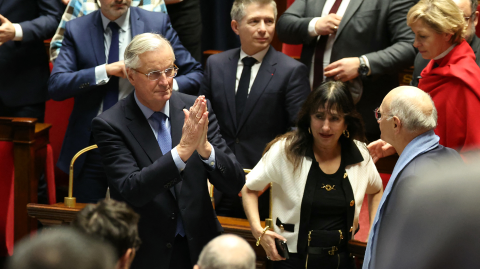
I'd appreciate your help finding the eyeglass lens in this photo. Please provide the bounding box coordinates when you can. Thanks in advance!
[148,68,177,80]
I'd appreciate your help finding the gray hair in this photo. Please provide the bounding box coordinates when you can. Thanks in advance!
[470,0,478,20]
[231,0,277,22]
[197,234,255,269]
[388,90,438,132]
[124,33,175,69]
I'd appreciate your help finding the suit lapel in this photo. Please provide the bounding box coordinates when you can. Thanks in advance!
[168,92,186,148]
[224,49,240,128]
[91,11,106,66]
[129,7,145,38]
[236,47,275,133]
[125,93,163,163]
[314,0,327,17]
[334,0,363,42]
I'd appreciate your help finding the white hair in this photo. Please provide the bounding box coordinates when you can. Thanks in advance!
[388,89,438,132]
[124,33,175,69]
[230,0,277,22]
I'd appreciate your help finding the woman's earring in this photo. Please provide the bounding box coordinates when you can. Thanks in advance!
[343,129,350,138]
[308,127,311,134]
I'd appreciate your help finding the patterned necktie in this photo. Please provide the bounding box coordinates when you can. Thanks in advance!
[151,112,185,237]
[312,0,343,90]
[103,21,120,111]
[235,56,258,123]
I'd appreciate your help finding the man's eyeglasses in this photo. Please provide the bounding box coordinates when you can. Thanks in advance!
[374,107,392,121]
[132,64,179,81]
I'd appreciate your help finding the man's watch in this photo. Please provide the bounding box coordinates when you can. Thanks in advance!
[358,56,369,79]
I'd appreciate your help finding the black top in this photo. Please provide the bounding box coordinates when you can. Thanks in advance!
[296,136,364,256]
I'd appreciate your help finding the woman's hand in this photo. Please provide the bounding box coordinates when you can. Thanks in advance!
[257,230,287,261]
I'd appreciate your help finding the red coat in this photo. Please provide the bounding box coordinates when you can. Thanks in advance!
[419,40,480,152]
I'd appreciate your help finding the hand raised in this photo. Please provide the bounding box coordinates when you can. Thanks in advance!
[367,139,397,163]
[315,14,342,36]
[177,96,208,161]
[0,14,15,46]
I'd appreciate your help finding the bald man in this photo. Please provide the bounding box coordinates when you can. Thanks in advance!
[362,86,462,269]
[194,234,255,269]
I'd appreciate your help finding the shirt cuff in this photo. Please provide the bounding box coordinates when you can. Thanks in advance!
[95,64,110,85]
[198,145,216,169]
[308,18,320,37]
[172,79,179,91]
[171,147,187,172]
[361,55,372,76]
[13,24,23,41]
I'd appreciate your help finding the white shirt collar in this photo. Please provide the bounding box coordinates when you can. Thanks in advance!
[100,8,130,32]
[134,92,170,119]
[239,46,270,63]
[433,43,456,60]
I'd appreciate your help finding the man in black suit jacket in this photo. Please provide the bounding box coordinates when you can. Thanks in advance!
[0,0,63,121]
[199,0,310,218]
[92,33,244,269]
[277,0,417,142]
[411,0,480,86]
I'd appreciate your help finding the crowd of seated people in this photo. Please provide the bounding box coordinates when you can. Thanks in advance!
[2,0,480,268]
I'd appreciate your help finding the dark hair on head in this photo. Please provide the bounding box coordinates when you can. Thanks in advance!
[264,81,366,171]
[72,199,141,260]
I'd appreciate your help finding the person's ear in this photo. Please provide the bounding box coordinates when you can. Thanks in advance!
[126,68,136,86]
[443,32,453,42]
[474,11,479,27]
[117,248,135,269]
[194,265,200,269]
[231,20,240,35]
[393,116,401,133]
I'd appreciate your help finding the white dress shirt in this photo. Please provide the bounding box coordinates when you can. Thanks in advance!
[235,47,270,95]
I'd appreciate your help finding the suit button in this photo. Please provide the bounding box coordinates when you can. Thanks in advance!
[166,243,172,248]
[235,138,239,144]
[171,213,175,220]
[350,200,355,206]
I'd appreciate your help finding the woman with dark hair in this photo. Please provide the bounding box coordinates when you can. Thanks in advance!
[241,81,383,268]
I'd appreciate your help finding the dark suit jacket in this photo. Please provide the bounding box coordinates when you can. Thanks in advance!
[199,46,310,169]
[48,7,203,176]
[91,91,245,268]
[277,0,417,141]
[411,35,480,87]
[0,0,62,107]
[371,144,462,268]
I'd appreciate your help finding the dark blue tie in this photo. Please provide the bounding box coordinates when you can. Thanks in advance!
[235,57,257,123]
[151,112,185,237]
[103,22,120,111]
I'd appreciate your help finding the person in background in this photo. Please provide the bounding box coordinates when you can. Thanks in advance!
[242,81,383,268]
[363,86,463,269]
[411,0,480,86]
[194,234,256,269]
[276,0,416,143]
[72,199,141,269]
[49,0,167,62]
[6,228,117,269]
[199,0,310,219]
[0,0,63,121]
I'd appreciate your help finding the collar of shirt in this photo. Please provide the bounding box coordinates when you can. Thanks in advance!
[239,46,269,64]
[433,44,456,60]
[100,8,131,32]
[134,91,170,119]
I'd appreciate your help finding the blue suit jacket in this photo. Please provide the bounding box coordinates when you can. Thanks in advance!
[199,46,310,169]
[0,0,62,107]
[48,7,203,175]
[91,91,245,268]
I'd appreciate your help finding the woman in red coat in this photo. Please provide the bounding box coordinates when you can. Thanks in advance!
[407,0,480,153]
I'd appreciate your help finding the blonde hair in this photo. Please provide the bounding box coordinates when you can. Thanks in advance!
[407,0,466,44]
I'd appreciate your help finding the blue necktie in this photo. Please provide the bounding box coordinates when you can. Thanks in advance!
[103,22,120,111]
[151,112,185,237]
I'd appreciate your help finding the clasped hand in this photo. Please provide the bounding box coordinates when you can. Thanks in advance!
[0,14,16,46]
[177,96,211,162]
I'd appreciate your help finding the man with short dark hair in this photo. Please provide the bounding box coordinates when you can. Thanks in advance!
[199,0,310,218]
[6,228,116,269]
[363,86,463,269]
[411,0,480,86]
[72,199,141,269]
[194,234,256,269]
